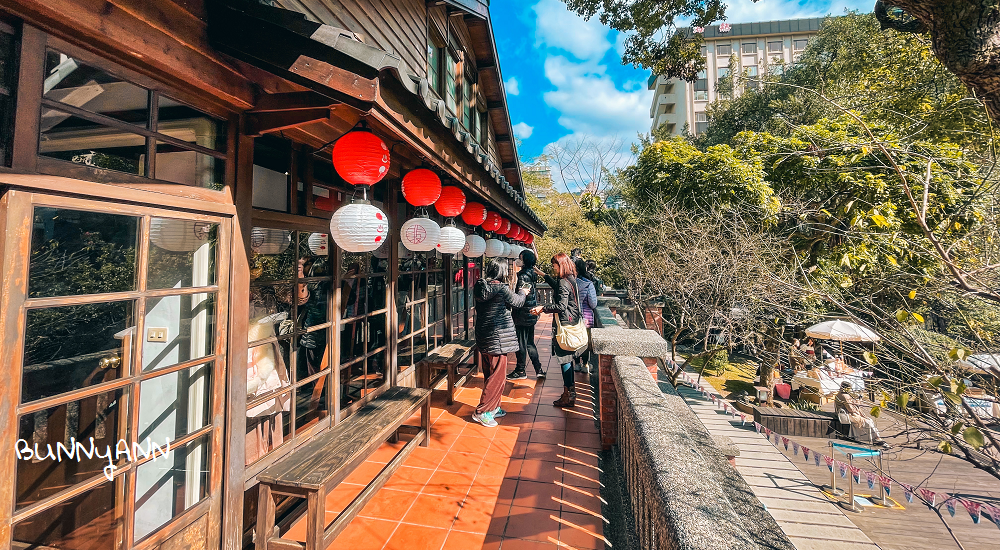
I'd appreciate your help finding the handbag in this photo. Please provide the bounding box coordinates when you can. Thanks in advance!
[554,282,589,351]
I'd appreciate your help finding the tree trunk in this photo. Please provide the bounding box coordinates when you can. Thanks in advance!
[879,1,1000,121]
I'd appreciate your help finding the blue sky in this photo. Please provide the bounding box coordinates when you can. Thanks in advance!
[492,0,873,161]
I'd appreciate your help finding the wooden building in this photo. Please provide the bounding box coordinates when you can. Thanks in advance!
[0,0,542,548]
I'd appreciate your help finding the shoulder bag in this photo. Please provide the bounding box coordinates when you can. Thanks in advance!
[554,281,589,351]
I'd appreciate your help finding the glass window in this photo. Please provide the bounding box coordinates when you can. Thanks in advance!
[142,293,216,371]
[479,110,489,144]
[767,41,783,53]
[133,433,210,542]
[43,50,150,126]
[695,112,709,135]
[154,141,225,189]
[13,480,124,550]
[463,76,475,130]
[742,42,757,54]
[446,52,459,114]
[694,70,708,91]
[747,65,759,90]
[794,38,809,51]
[157,96,226,152]
[716,43,732,56]
[147,218,218,289]
[138,363,212,441]
[0,23,19,167]
[717,67,730,80]
[427,41,443,95]
[700,45,708,56]
[39,109,148,175]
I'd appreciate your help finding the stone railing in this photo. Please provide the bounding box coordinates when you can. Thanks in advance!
[591,306,795,550]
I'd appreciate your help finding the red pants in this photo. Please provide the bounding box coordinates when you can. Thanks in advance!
[476,352,507,414]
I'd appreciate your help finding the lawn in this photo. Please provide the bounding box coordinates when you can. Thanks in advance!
[684,352,758,399]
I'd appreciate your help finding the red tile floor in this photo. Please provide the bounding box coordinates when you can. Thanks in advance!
[285,314,608,550]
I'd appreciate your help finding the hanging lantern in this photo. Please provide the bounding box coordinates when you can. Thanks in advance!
[401,217,441,252]
[250,227,292,255]
[495,218,512,236]
[485,238,505,258]
[434,186,466,217]
[463,234,486,257]
[510,224,523,241]
[500,241,511,258]
[330,202,389,253]
[482,212,502,232]
[511,244,523,259]
[461,202,487,226]
[525,233,534,245]
[436,224,466,255]
[307,233,329,256]
[331,128,390,186]
[149,218,213,252]
[402,168,442,206]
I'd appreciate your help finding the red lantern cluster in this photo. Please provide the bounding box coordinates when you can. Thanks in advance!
[496,218,512,236]
[482,212,502,231]
[332,130,390,186]
[435,186,467,217]
[461,202,487,226]
[525,233,534,245]
[402,169,442,206]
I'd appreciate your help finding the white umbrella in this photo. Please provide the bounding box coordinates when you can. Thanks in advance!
[958,354,1000,377]
[805,320,880,343]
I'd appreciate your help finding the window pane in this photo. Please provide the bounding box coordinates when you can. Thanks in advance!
[246,392,290,465]
[251,227,295,282]
[742,42,757,53]
[39,109,147,176]
[768,41,783,52]
[369,313,387,352]
[295,376,329,432]
[367,351,386,391]
[154,141,224,189]
[23,301,132,403]
[299,231,331,276]
[142,293,216,371]
[16,388,127,509]
[716,44,732,55]
[250,284,293,326]
[0,27,17,167]
[296,330,329,381]
[247,340,292,404]
[133,433,210,542]
[29,207,139,298]
[148,218,218,289]
[157,96,226,152]
[44,49,149,126]
[342,360,366,408]
[139,363,212,442]
[13,479,124,550]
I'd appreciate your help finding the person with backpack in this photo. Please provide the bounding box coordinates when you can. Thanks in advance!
[508,249,544,380]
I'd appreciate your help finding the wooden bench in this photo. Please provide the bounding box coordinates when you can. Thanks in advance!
[753,406,837,439]
[416,339,478,405]
[255,386,431,550]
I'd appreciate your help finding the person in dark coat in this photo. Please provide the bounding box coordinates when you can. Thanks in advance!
[574,258,599,373]
[472,258,528,427]
[530,252,584,407]
[508,249,544,380]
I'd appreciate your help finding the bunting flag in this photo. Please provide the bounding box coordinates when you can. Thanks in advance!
[901,483,914,503]
[985,504,1000,529]
[792,442,800,456]
[959,499,981,524]
[781,436,789,450]
[802,446,810,461]
[918,488,937,506]
[754,422,762,433]
[739,413,747,425]
[838,461,848,479]
[849,465,862,484]
[878,476,892,496]
[866,471,877,490]
[814,452,821,467]
[944,496,957,517]
[774,432,781,445]
[825,455,835,472]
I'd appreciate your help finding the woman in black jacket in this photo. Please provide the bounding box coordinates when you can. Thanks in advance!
[530,252,584,407]
[472,258,528,427]
[508,250,544,380]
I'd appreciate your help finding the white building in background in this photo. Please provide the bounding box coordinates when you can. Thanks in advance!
[648,17,825,136]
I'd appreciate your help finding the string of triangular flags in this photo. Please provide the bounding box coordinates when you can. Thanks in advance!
[673,368,999,529]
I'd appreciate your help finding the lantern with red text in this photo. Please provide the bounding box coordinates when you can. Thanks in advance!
[461,202,487,226]
[401,168,442,206]
[482,212,502,232]
[332,128,390,186]
[307,233,329,256]
[330,203,389,252]
[463,234,486,257]
[435,186,466,217]
[400,217,441,252]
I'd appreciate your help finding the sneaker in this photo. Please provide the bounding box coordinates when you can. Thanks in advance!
[536,371,546,379]
[507,368,527,381]
[472,411,498,428]
[492,407,507,418]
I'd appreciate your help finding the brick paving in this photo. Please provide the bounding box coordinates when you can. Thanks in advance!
[285,313,607,550]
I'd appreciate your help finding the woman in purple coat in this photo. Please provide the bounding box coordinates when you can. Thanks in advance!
[574,258,598,373]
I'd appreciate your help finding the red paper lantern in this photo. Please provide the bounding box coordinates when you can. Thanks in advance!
[525,233,534,245]
[482,212,502,232]
[332,130,390,186]
[435,186,467,217]
[496,218,512,236]
[511,224,523,241]
[401,168,442,206]
[461,202,487,226]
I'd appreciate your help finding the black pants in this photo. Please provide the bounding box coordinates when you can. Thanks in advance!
[515,324,542,374]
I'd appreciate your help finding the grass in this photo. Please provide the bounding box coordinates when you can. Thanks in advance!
[683,353,757,399]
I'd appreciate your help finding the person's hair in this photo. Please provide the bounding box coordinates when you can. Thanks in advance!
[551,253,577,278]
[574,258,589,279]
[586,259,597,272]
[484,258,509,281]
[519,249,537,268]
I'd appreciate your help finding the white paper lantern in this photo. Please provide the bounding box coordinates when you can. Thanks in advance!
[463,234,486,257]
[436,225,466,255]
[307,233,329,256]
[500,242,511,258]
[149,218,213,252]
[485,238,505,258]
[251,227,292,255]
[509,245,523,259]
[330,202,389,253]
[400,217,441,252]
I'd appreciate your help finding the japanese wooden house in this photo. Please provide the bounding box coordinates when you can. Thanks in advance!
[0,0,542,548]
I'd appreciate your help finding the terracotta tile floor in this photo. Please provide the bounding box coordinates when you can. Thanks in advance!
[285,314,609,549]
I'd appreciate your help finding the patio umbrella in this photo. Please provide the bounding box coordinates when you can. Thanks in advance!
[805,319,880,356]
[958,354,1000,377]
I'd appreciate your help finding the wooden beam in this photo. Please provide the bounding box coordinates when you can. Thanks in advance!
[245,108,332,137]
[502,161,517,170]
[250,91,339,113]
[486,100,503,110]
[477,60,496,70]
[495,133,511,142]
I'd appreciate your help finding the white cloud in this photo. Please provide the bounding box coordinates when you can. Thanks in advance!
[542,56,651,136]
[505,76,520,96]
[513,122,534,139]
[723,0,872,24]
[532,0,611,61]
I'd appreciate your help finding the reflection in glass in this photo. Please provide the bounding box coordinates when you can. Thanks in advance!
[295,376,329,432]
[249,284,293,327]
[296,330,329,382]
[341,359,366,409]
[133,434,210,541]
[299,232,331,277]
[368,313,387,352]
[154,141,224,189]
[412,302,425,332]
[29,207,138,298]
[340,320,362,363]
[139,363,212,442]
[157,96,226,152]
[369,275,387,311]
[16,388,126,509]
[246,396,290,466]
[367,351,386,391]
[13,479,123,550]
[39,109,147,175]
[23,301,132,403]
[247,341,291,410]
[250,229,296,282]
[142,293,216,371]
[147,218,218,289]
[43,49,149,126]
[412,333,428,364]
